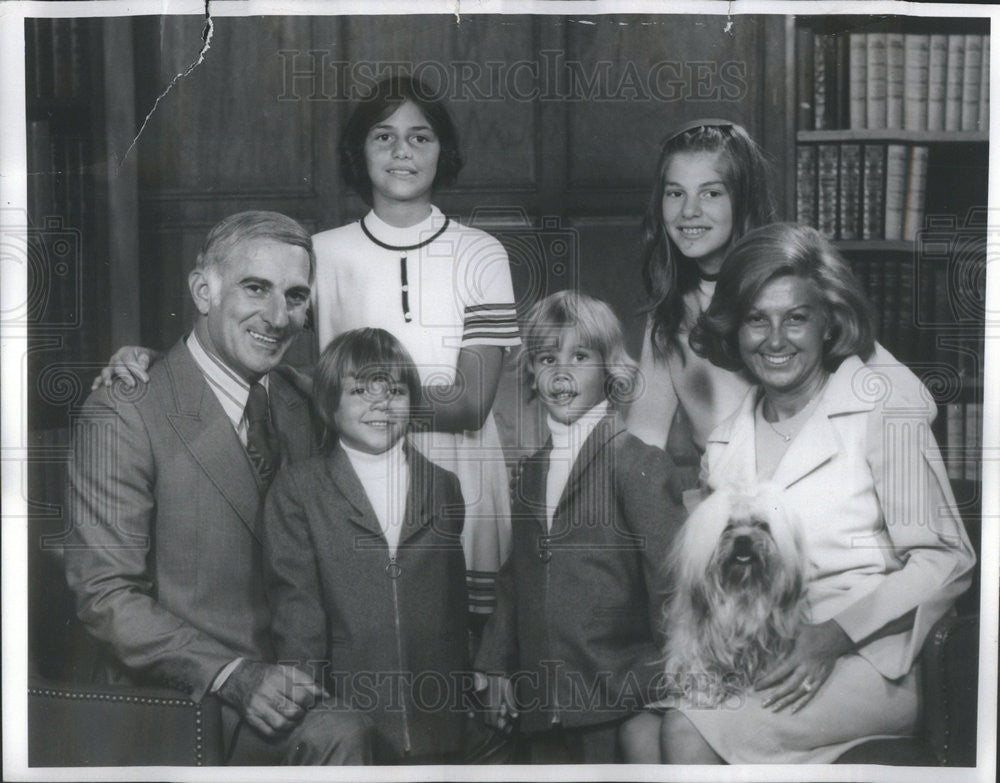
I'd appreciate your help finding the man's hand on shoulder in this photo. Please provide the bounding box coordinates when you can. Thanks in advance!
[217,660,329,738]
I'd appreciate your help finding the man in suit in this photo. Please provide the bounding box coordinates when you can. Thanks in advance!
[64,211,372,765]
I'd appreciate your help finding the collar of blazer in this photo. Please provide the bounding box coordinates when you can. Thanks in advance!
[324,439,439,550]
[706,355,877,491]
[528,412,626,530]
[162,339,310,542]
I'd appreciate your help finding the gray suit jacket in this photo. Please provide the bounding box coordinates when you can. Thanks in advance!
[475,413,683,731]
[263,443,469,757]
[64,339,317,700]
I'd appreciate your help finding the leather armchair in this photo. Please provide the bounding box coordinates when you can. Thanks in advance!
[28,679,224,766]
[836,612,980,766]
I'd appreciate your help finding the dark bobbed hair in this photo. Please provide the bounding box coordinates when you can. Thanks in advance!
[313,327,422,445]
[519,289,638,406]
[196,210,315,283]
[338,75,464,205]
[689,223,876,374]
[641,121,775,360]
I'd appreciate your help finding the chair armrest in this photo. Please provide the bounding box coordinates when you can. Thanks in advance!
[28,679,224,766]
[921,613,979,766]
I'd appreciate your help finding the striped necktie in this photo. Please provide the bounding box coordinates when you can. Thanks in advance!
[245,382,280,488]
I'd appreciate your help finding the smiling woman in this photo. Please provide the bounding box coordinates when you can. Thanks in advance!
[637,222,977,764]
[736,276,831,418]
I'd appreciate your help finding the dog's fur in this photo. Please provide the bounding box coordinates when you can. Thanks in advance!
[664,484,809,706]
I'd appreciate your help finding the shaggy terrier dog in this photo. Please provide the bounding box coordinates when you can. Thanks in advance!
[664,484,809,707]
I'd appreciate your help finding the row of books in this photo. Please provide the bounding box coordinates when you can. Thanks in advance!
[847,249,985,367]
[800,29,990,132]
[944,402,984,482]
[25,18,91,102]
[796,143,928,241]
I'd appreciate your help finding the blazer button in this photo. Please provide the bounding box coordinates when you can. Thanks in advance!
[538,548,552,563]
[385,562,402,579]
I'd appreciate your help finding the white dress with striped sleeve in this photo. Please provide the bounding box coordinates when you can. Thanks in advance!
[312,206,521,615]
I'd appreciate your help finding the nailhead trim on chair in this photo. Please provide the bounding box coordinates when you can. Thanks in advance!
[29,687,206,765]
[932,619,958,765]
[929,614,978,766]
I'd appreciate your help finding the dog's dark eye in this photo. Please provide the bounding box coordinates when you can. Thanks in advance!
[757,521,770,533]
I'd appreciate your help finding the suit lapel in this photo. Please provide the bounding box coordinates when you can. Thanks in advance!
[706,392,757,490]
[521,440,552,532]
[551,413,620,531]
[708,358,876,490]
[769,410,839,488]
[398,445,438,548]
[163,341,263,541]
[268,370,318,463]
[771,357,873,489]
[325,446,384,540]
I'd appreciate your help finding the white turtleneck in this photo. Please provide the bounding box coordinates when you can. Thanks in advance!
[341,440,409,555]
[544,400,610,531]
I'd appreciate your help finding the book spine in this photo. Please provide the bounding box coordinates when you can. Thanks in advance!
[866,247,884,325]
[849,254,868,306]
[797,25,815,130]
[881,256,900,351]
[903,34,930,131]
[946,403,964,481]
[862,145,886,240]
[850,33,868,128]
[886,33,906,130]
[896,253,916,362]
[933,252,953,326]
[817,144,840,238]
[884,144,908,241]
[814,33,828,129]
[838,144,862,240]
[963,403,981,482]
[836,35,850,129]
[962,34,983,130]
[980,35,991,130]
[796,145,818,228]
[917,247,936,362]
[903,145,929,241]
[945,34,966,131]
[865,33,886,129]
[927,34,949,131]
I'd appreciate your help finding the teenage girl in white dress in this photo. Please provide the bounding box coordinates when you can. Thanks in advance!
[311,76,520,625]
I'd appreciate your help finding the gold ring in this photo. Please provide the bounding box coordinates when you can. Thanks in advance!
[802,680,815,692]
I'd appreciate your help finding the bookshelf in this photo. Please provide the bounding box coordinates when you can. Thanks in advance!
[799,129,988,143]
[788,15,988,516]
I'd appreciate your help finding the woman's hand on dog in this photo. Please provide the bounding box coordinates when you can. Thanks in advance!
[755,620,854,713]
[479,674,518,732]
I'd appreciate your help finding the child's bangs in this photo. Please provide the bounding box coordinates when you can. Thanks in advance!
[341,342,416,389]
[524,300,609,359]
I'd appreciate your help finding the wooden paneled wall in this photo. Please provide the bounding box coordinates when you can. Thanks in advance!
[129,13,789,355]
